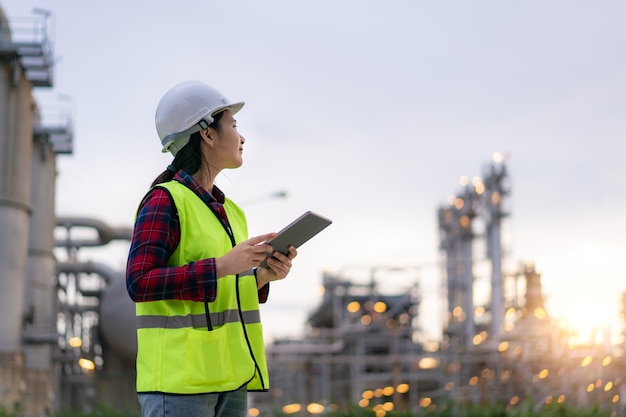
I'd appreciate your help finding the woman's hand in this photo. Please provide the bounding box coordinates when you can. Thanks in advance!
[216,233,277,278]
[256,245,298,289]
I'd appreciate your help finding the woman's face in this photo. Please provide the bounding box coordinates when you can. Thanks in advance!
[206,110,245,170]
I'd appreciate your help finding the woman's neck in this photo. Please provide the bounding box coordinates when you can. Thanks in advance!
[191,168,216,193]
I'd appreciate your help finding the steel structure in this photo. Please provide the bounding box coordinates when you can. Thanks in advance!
[251,156,626,416]
[250,270,435,412]
[0,8,70,416]
[0,8,137,415]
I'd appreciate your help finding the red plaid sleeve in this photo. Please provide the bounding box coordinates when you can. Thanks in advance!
[125,187,217,303]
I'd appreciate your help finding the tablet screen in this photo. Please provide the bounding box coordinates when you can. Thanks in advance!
[259,211,332,268]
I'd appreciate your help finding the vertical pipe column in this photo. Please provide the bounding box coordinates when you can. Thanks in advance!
[23,133,58,415]
[0,67,34,404]
[461,237,474,349]
[484,161,507,343]
[488,219,502,340]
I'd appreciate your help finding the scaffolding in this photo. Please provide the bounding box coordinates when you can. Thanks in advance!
[0,12,54,87]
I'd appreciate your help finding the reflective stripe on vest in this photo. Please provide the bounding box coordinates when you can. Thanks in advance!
[137,309,261,330]
[134,181,269,394]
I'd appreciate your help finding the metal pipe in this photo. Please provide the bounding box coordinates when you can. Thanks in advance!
[56,216,132,248]
[56,260,118,284]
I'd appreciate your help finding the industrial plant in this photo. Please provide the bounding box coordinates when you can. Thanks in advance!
[0,5,625,417]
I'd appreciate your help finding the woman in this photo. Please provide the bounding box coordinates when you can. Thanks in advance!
[126,80,297,417]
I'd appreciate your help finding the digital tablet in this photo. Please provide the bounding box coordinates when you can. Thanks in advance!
[259,211,332,268]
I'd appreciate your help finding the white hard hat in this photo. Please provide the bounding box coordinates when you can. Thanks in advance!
[155,81,245,156]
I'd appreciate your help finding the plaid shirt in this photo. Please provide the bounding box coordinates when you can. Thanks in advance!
[126,170,269,303]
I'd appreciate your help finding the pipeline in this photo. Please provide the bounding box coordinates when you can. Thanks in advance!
[56,259,119,285]
[56,216,132,249]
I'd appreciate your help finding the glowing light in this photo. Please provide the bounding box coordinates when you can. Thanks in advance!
[444,381,454,391]
[469,376,479,386]
[533,307,546,319]
[505,307,516,318]
[453,306,464,318]
[491,191,501,205]
[358,399,369,408]
[282,404,301,414]
[375,410,386,417]
[557,395,565,403]
[454,198,465,209]
[581,356,593,367]
[396,383,409,394]
[498,341,509,352]
[248,408,260,417]
[501,370,511,382]
[382,402,394,411]
[612,394,620,403]
[605,381,614,391]
[373,302,387,313]
[347,301,360,313]
[362,390,374,399]
[474,306,485,317]
[459,176,469,186]
[510,396,520,406]
[361,315,372,325]
[459,215,471,229]
[306,403,324,414]
[382,386,394,396]
[586,383,594,393]
[68,337,82,348]
[603,356,612,366]
[492,152,503,163]
[374,388,384,398]
[78,358,95,371]
[418,357,439,369]
[419,397,432,407]
[538,369,549,379]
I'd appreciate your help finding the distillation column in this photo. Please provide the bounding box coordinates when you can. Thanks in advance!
[439,185,476,351]
[22,123,60,414]
[482,159,508,342]
[0,7,60,413]
[0,18,35,406]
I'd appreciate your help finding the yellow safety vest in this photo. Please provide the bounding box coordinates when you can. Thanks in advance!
[135,181,269,394]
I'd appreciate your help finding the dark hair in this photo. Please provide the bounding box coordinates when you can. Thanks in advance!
[150,111,225,188]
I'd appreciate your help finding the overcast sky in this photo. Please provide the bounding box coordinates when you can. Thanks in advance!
[3,0,625,342]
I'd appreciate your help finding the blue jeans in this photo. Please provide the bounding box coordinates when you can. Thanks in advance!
[138,387,248,417]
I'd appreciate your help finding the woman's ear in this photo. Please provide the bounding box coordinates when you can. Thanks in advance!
[200,128,213,145]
